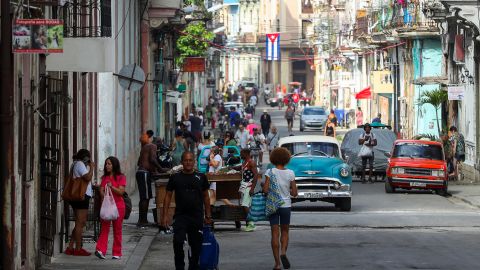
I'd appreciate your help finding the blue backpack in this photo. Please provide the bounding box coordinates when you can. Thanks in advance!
[199,226,219,270]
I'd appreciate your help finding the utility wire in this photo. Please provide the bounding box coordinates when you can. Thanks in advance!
[114,0,133,40]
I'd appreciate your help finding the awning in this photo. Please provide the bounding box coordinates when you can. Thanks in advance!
[412,76,449,86]
[355,86,372,99]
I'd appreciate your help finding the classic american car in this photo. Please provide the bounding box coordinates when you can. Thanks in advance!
[385,140,448,195]
[277,135,352,211]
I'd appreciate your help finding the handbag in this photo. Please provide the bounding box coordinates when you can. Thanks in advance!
[247,193,267,221]
[265,169,285,217]
[61,162,89,202]
[123,192,132,219]
[100,186,119,221]
[358,144,373,158]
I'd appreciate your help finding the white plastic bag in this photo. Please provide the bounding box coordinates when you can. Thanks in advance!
[100,186,119,221]
[358,145,373,158]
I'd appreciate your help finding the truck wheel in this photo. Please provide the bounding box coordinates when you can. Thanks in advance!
[336,198,351,211]
[436,181,448,196]
[385,178,395,193]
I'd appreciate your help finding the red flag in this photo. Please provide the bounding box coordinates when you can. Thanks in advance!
[355,86,371,99]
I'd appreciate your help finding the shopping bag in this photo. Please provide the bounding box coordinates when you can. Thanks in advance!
[358,144,373,158]
[265,169,285,217]
[199,226,219,270]
[100,186,119,221]
[247,193,267,221]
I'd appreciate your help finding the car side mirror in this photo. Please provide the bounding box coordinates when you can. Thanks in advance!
[384,152,391,158]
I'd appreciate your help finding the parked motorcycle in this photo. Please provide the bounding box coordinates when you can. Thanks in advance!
[157,143,173,169]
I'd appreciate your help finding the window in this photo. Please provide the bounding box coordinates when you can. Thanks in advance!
[63,0,112,37]
[392,143,444,161]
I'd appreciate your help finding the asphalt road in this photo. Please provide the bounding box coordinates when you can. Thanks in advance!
[140,99,480,269]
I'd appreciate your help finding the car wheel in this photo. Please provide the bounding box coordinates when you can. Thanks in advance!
[436,181,448,196]
[385,178,395,193]
[335,198,351,211]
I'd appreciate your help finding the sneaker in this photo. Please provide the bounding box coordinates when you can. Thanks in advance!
[95,250,106,259]
[64,247,74,255]
[245,222,256,232]
[112,256,121,259]
[73,248,91,256]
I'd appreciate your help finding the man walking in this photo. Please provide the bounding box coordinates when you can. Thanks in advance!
[449,126,465,180]
[372,113,381,123]
[358,123,377,183]
[162,152,212,270]
[260,109,272,137]
[266,126,280,154]
[285,106,295,133]
[235,124,251,149]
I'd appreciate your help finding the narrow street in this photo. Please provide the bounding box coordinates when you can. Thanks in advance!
[140,102,480,269]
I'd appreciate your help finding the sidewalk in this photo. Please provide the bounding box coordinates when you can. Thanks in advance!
[41,190,158,270]
[449,181,480,209]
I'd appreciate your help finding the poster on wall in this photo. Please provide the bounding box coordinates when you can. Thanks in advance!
[448,86,465,100]
[13,19,64,53]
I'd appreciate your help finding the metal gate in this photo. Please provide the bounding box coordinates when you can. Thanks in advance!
[39,75,64,256]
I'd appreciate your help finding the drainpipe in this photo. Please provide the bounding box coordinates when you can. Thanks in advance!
[394,44,400,133]
[0,0,14,267]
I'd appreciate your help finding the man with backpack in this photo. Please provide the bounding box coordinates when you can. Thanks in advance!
[449,126,465,180]
[358,123,377,184]
[285,106,295,133]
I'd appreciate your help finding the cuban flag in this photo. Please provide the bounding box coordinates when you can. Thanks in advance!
[266,33,280,61]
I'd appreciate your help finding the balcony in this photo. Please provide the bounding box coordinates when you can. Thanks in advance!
[393,20,439,38]
[151,0,182,9]
[149,0,182,22]
[62,0,111,38]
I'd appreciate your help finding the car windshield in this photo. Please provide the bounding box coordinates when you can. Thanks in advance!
[303,108,326,115]
[392,143,443,160]
[245,83,255,87]
[282,142,340,158]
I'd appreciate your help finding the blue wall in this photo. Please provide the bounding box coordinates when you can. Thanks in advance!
[413,39,443,137]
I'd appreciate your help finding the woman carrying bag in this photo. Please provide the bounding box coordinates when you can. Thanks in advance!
[263,147,298,270]
[64,149,96,256]
[95,156,127,259]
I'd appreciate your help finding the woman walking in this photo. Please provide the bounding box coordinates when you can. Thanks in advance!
[65,149,95,256]
[238,149,259,232]
[324,119,336,138]
[95,156,126,259]
[263,147,298,270]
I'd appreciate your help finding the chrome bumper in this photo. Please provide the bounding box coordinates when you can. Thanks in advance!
[295,177,352,199]
[391,177,445,185]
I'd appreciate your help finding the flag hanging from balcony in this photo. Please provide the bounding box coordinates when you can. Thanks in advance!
[266,33,280,61]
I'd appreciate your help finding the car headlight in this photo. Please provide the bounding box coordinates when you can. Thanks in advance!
[337,184,350,191]
[392,167,405,174]
[432,170,445,177]
[340,167,349,177]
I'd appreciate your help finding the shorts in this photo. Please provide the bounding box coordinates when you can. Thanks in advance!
[136,170,152,200]
[209,182,216,190]
[361,155,374,168]
[240,187,252,207]
[455,153,465,162]
[69,195,91,210]
[287,119,293,125]
[269,207,291,225]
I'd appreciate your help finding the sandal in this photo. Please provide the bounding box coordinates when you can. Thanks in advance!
[280,254,291,269]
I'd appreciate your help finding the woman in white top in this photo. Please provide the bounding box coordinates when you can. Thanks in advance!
[65,149,96,256]
[208,146,223,205]
[263,147,298,270]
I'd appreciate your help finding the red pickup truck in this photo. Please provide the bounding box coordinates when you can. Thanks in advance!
[385,140,448,195]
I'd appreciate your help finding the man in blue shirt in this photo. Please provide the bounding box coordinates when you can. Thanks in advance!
[229,107,240,127]
[372,113,381,123]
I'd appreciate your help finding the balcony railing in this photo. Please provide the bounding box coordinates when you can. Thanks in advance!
[62,0,111,38]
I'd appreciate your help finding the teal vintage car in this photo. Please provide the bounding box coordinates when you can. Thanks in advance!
[276,135,352,211]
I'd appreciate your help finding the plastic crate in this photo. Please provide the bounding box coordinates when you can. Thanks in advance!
[217,205,246,220]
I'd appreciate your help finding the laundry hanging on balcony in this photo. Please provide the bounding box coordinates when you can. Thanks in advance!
[355,86,372,99]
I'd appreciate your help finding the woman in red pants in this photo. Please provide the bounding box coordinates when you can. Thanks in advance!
[95,156,127,259]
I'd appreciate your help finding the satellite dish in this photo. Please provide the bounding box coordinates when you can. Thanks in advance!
[116,64,145,91]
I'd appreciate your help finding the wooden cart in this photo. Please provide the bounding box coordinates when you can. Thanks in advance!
[207,173,246,229]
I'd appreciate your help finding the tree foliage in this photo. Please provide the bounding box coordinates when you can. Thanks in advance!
[176,22,214,65]
[418,89,448,137]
